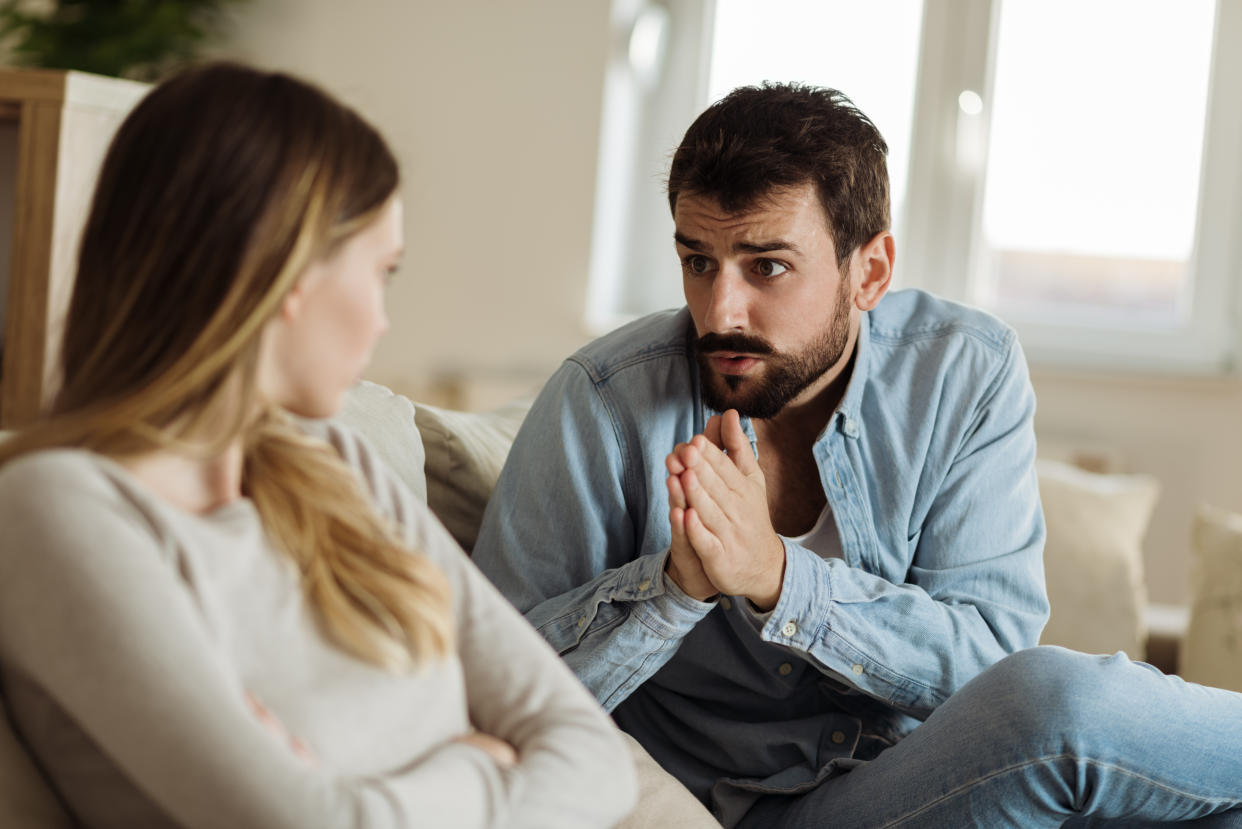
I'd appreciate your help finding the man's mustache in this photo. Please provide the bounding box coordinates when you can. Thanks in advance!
[695,332,775,356]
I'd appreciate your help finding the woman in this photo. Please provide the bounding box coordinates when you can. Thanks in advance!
[0,62,635,828]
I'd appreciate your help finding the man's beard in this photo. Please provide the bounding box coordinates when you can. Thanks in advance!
[694,279,853,420]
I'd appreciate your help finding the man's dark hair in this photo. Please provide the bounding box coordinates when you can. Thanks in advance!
[667,83,890,266]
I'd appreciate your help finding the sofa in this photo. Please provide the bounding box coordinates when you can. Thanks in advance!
[4,379,1242,826]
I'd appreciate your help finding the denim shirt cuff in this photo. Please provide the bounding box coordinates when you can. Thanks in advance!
[760,541,833,649]
[627,550,716,638]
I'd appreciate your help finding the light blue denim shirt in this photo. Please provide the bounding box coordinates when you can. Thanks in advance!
[472,289,1048,818]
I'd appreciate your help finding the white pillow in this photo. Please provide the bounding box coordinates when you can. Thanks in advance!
[336,380,428,504]
[1181,505,1242,691]
[1036,458,1159,658]
[414,399,531,552]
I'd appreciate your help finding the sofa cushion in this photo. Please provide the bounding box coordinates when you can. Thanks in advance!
[414,399,530,553]
[336,380,428,504]
[616,731,718,828]
[0,432,68,826]
[1036,459,1159,658]
[1180,505,1242,691]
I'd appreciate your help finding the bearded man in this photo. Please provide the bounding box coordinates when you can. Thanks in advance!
[471,84,1242,828]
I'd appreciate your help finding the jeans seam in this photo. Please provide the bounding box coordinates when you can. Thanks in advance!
[878,752,1239,828]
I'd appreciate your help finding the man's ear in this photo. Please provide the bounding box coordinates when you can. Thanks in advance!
[853,230,895,311]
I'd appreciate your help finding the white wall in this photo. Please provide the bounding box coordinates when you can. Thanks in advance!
[218,0,611,400]
[216,0,1242,606]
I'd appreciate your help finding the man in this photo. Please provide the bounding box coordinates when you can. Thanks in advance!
[471,84,1242,827]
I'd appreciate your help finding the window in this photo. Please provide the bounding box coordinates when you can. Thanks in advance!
[708,0,923,245]
[978,1,1215,329]
[590,0,1242,372]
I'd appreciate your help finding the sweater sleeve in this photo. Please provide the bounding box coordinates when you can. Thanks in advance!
[0,448,633,829]
[326,421,639,828]
[419,515,639,829]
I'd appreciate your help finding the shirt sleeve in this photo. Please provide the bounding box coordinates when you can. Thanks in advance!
[747,337,1048,719]
[471,361,716,711]
[0,449,633,829]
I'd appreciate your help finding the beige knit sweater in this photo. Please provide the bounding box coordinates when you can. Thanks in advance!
[0,422,636,828]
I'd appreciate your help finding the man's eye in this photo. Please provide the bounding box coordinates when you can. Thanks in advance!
[684,255,712,274]
[755,259,788,278]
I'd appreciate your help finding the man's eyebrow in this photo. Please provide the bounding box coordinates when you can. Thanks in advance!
[735,239,800,255]
[673,232,706,251]
[674,233,802,255]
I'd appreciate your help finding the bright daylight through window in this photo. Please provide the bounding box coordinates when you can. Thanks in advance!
[978,0,1216,330]
[591,0,1242,372]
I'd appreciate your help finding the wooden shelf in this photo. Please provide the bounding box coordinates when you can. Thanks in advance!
[0,68,148,428]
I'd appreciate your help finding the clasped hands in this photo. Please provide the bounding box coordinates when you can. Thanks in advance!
[664,409,786,611]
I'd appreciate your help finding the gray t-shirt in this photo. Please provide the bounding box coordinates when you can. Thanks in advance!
[0,422,635,828]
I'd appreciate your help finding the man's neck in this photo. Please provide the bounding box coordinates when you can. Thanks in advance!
[754,344,857,450]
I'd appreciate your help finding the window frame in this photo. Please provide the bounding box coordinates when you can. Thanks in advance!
[900,0,1242,374]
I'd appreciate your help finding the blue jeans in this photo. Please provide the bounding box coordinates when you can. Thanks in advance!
[738,647,1242,828]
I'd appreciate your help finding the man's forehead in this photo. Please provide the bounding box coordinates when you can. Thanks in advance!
[676,181,818,215]
[673,183,832,241]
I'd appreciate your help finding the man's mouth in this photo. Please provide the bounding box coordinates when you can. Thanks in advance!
[707,352,762,375]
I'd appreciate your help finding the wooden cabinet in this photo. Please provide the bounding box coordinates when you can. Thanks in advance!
[0,68,147,428]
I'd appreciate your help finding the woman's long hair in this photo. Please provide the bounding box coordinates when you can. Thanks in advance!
[0,62,452,671]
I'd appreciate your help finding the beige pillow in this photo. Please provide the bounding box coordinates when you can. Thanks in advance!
[1036,459,1159,658]
[414,399,531,552]
[615,732,719,828]
[336,380,428,504]
[1181,505,1242,691]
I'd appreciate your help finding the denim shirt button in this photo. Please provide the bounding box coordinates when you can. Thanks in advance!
[778,662,793,676]
[851,663,865,676]
[781,620,798,637]
[638,579,651,591]
[831,730,847,744]
[578,617,588,628]
[720,596,733,610]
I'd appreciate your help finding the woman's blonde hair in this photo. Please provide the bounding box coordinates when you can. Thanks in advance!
[0,62,452,671]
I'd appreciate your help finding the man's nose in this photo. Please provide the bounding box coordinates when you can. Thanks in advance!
[703,267,749,333]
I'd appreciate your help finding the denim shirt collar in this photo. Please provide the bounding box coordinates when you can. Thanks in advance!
[702,310,872,457]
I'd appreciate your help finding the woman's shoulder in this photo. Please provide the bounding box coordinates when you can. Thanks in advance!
[0,447,124,508]
[0,448,163,577]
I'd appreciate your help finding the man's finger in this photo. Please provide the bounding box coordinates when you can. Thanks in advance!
[666,448,687,476]
[680,467,730,533]
[722,409,758,475]
[667,471,687,510]
[688,433,749,494]
[669,505,687,542]
[704,414,724,449]
[684,506,722,560]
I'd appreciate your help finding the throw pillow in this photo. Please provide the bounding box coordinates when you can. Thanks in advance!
[336,380,428,504]
[1036,458,1159,658]
[414,399,531,553]
[1180,505,1242,691]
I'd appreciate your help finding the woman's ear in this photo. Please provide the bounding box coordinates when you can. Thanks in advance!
[854,231,895,311]
[279,279,307,321]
